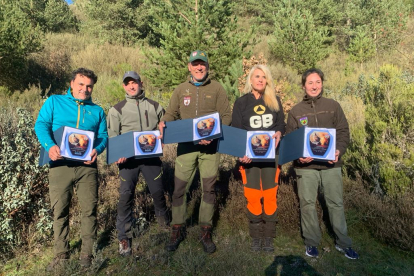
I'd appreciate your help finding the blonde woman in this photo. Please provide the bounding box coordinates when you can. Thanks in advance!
[232,65,285,252]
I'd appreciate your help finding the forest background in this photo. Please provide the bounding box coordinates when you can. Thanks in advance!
[1,0,414,275]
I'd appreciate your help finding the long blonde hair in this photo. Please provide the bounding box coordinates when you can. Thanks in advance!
[243,65,280,112]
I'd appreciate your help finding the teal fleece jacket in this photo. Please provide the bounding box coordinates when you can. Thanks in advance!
[35,88,108,154]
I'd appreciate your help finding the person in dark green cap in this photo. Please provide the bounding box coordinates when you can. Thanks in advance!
[158,50,232,253]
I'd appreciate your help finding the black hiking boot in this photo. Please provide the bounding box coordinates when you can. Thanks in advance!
[249,221,263,252]
[200,225,216,253]
[262,221,276,252]
[156,215,170,232]
[251,237,262,252]
[166,224,186,251]
[263,237,275,252]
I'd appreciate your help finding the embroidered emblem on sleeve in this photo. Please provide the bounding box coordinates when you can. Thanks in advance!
[184,96,191,106]
[300,117,308,126]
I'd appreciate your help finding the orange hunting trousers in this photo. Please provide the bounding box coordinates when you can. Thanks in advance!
[239,162,280,223]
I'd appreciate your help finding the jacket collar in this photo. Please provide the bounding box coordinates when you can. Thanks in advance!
[303,90,323,104]
[188,74,211,86]
[66,88,93,104]
[125,90,145,102]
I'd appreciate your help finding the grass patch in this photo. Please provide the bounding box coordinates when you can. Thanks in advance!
[2,173,414,276]
[4,220,413,276]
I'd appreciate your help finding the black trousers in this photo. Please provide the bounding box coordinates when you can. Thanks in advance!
[116,157,167,241]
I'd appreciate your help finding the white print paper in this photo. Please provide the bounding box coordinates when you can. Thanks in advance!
[60,127,94,161]
[303,127,336,160]
[245,131,275,159]
[134,131,162,156]
[192,112,221,141]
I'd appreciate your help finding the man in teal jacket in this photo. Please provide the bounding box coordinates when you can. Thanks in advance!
[35,68,108,270]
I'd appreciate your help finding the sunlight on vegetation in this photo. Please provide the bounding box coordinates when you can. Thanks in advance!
[0,0,413,275]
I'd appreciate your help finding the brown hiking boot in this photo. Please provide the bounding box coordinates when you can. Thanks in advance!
[79,254,93,268]
[119,238,132,256]
[165,224,186,251]
[46,252,69,271]
[200,225,216,253]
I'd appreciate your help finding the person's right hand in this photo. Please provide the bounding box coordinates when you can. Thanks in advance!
[116,157,127,164]
[48,145,63,161]
[158,121,166,140]
[239,155,252,164]
[198,139,212,145]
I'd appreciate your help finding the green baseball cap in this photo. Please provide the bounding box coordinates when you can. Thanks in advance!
[188,50,208,63]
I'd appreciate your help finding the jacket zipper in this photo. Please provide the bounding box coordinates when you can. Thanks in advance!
[76,101,84,128]
[137,101,143,131]
[311,100,319,127]
[145,110,149,127]
[196,87,199,116]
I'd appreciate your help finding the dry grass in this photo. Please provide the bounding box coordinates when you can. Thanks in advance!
[344,178,414,251]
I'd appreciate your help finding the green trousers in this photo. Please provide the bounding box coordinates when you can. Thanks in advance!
[49,165,98,257]
[171,150,219,226]
[295,167,352,248]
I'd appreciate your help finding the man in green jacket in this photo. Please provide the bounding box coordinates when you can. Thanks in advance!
[107,71,169,257]
[286,68,359,260]
[159,50,231,253]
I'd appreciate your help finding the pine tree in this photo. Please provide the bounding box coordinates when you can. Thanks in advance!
[0,1,43,88]
[347,26,376,67]
[339,0,408,53]
[80,0,148,45]
[143,0,252,91]
[269,0,330,73]
[17,0,77,33]
[218,59,243,103]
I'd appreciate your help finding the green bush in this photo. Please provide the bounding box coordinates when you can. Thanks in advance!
[343,65,414,196]
[0,108,51,255]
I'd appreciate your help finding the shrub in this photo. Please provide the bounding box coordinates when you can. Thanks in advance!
[342,65,414,196]
[0,108,51,256]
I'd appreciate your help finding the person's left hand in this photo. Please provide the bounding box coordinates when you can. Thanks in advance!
[84,149,98,165]
[328,150,340,164]
[239,155,252,164]
[272,131,282,148]
[198,139,212,145]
